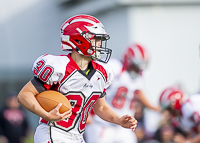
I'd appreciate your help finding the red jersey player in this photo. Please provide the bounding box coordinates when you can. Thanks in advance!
[17,14,137,143]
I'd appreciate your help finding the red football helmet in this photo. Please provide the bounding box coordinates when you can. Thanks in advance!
[159,86,185,111]
[123,43,149,72]
[60,14,112,63]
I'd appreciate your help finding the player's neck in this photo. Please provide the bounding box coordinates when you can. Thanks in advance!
[71,51,92,71]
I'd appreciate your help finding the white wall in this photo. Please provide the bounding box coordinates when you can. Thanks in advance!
[128,5,200,104]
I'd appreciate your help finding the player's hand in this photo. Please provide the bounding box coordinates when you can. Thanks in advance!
[119,115,137,131]
[47,103,72,121]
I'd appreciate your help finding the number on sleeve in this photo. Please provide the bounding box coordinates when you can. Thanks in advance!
[33,60,45,75]
[33,60,54,82]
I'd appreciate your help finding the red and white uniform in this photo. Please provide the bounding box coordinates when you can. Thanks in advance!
[179,94,200,133]
[85,58,144,143]
[32,54,114,143]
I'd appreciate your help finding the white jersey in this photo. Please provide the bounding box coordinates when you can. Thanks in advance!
[180,93,200,132]
[32,54,114,135]
[92,58,144,126]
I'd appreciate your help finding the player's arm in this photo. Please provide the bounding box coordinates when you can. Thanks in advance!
[137,90,160,111]
[17,80,71,121]
[93,97,137,131]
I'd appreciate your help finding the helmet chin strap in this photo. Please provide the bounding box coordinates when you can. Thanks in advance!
[87,49,101,60]
[92,51,101,60]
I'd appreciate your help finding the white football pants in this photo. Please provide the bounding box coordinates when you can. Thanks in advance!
[34,123,86,143]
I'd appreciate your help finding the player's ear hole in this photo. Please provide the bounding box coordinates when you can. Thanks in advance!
[75,40,83,44]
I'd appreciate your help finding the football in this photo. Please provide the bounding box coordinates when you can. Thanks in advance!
[36,90,72,114]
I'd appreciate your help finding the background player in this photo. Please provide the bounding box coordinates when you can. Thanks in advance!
[157,86,200,143]
[85,43,160,143]
[17,14,137,143]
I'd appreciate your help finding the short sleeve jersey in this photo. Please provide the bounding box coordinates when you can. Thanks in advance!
[32,54,114,135]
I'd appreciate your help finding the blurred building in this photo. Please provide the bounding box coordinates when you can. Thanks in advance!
[1,0,200,129]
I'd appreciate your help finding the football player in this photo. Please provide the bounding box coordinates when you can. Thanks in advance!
[17,14,137,143]
[85,43,160,143]
[159,86,200,143]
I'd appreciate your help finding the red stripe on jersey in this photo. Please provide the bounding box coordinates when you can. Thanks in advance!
[103,88,106,94]
[90,108,95,116]
[91,61,108,82]
[66,54,80,71]
[60,54,80,83]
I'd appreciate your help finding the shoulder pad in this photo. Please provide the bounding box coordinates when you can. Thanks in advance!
[32,54,69,85]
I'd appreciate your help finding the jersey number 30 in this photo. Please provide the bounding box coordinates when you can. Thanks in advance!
[33,60,54,82]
